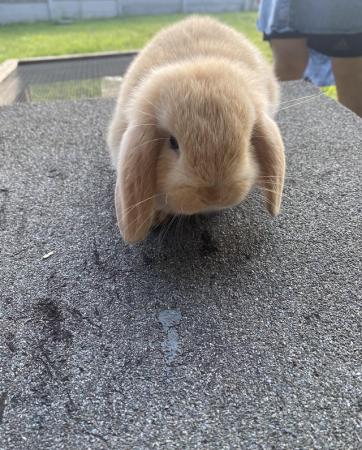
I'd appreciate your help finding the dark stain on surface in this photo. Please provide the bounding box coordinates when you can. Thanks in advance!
[35,298,73,343]
[47,168,67,180]
[0,392,7,424]
[93,238,101,267]
[70,306,102,333]
[5,332,17,353]
[200,229,218,256]
[142,252,154,266]
[357,398,362,412]
[37,298,62,322]
[0,188,9,231]
[303,312,321,325]
[83,430,110,448]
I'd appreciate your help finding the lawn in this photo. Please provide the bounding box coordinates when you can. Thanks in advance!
[0,12,271,63]
[0,12,336,99]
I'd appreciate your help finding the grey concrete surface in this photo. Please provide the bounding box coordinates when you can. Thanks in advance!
[0,81,361,449]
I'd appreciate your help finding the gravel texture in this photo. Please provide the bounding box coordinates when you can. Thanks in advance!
[0,81,361,449]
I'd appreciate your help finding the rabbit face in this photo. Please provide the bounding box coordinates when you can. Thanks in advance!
[148,61,259,215]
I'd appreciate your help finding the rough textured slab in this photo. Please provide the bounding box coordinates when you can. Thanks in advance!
[0,81,361,449]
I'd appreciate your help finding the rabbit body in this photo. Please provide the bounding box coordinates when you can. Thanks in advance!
[108,16,285,243]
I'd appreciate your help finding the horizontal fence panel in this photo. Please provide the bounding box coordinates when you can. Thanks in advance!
[0,0,257,24]
[79,0,118,18]
[184,0,258,13]
[0,3,48,23]
[49,0,81,20]
[49,0,118,19]
[184,0,242,13]
[0,0,46,3]
[121,0,182,16]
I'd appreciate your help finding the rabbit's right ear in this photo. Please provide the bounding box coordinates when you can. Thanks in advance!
[252,112,286,216]
[115,123,159,243]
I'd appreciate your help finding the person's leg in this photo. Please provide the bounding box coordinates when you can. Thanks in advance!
[331,57,362,118]
[270,38,309,81]
[307,34,362,117]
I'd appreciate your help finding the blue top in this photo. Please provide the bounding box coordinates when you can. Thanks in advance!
[290,0,362,34]
[258,0,362,35]
[257,0,294,35]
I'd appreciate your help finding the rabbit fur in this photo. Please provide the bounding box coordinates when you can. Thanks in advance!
[107,16,285,243]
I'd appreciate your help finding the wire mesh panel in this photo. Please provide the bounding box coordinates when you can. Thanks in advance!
[0,53,136,105]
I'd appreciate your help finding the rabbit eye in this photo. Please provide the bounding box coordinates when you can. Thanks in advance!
[169,136,179,152]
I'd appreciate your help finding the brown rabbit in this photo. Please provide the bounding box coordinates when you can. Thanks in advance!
[107,16,285,243]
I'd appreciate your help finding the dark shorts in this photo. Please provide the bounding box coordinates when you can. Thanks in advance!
[263,32,362,58]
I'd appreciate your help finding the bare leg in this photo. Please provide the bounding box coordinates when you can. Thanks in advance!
[332,57,362,118]
[270,38,309,81]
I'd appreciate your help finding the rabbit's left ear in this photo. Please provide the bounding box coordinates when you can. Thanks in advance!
[252,112,286,215]
[115,123,159,243]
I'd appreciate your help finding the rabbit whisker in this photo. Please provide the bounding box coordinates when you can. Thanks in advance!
[257,176,294,184]
[280,92,324,105]
[124,208,152,230]
[259,180,299,191]
[159,214,178,247]
[252,191,276,208]
[131,209,155,239]
[258,175,290,179]
[135,108,157,119]
[127,122,156,131]
[260,187,292,201]
[131,137,169,152]
[143,97,161,113]
[176,214,185,246]
[278,93,324,111]
[123,194,160,215]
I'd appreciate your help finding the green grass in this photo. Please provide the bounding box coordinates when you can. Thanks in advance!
[1,12,336,101]
[321,85,337,100]
[30,79,101,101]
[0,12,271,63]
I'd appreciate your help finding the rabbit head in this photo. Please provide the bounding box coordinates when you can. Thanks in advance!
[115,58,285,243]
